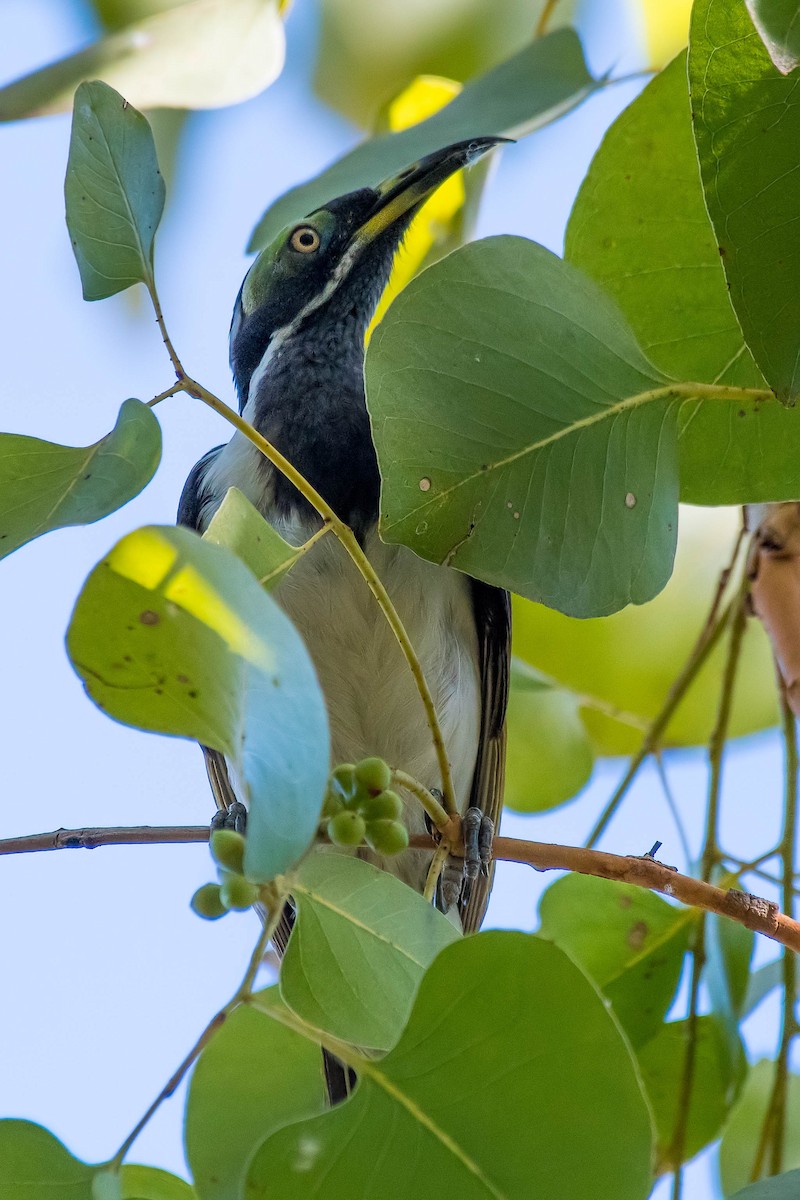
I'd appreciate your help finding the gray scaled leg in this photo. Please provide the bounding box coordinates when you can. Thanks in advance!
[210,801,248,835]
[461,806,495,902]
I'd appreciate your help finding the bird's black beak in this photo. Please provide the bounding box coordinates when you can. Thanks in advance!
[351,137,509,250]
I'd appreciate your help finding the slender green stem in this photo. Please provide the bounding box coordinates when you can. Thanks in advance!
[534,0,561,36]
[423,839,451,903]
[147,381,183,407]
[183,376,458,813]
[671,594,747,1199]
[110,892,282,1168]
[392,769,451,830]
[760,685,799,1178]
[258,521,331,587]
[147,283,184,380]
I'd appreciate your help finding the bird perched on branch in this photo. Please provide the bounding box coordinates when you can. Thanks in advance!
[178,138,511,1090]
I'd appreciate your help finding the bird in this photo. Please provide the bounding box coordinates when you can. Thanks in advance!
[178,138,511,1095]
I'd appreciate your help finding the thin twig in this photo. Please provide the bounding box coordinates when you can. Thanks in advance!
[392,769,452,832]
[8,822,800,953]
[671,592,747,1198]
[147,381,184,408]
[110,894,282,1168]
[588,527,746,849]
[534,0,561,37]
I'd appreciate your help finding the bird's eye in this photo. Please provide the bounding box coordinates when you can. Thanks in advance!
[290,226,321,253]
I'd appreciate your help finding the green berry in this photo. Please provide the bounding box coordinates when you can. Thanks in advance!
[322,785,345,819]
[219,874,258,911]
[366,818,409,856]
[327,809,367,847]
[354,756,392,795]
[209,829,245,874]
[329,763,358,802]
[191,883,228,920]
[364,789,403,821]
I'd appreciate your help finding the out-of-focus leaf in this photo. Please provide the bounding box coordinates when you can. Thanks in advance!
[185,991,325,1200]
[121,1166,196,1199]
[720,1061,800,1192]
[706,904,755,1076]
[67,525,329,883]
[635,0,693,68]
[538,873,692,1047]
[742,959,783,1017]
[367,235,678,619]
[65,82,164,301]
[248,933,654,1199]
[689,0,800,401]
[729,1172,800,1199]
[0,399,160,561]
[505,660,594,811]
[250,31,595,250]
[513,506,778,756]
[313,0,576,127]
[745,0,800,73]
[203,487,298,588]
[566,54,800,506]
[0,0,285,120]
[638,1016,744,1172]
[367,75,468,339]
[280,851,458,1050]
[0,1121,94,1199]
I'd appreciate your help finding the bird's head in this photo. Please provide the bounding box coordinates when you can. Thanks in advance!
[230,137,504,408]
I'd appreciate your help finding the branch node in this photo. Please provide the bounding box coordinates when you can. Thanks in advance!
[727,887,780,934]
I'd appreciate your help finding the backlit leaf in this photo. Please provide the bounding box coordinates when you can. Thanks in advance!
[0,398,160,561]
[67,525,329,882]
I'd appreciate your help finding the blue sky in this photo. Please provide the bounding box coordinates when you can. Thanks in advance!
[0,4,794,1198]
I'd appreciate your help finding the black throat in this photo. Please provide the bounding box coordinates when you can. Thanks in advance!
[245,302,381,536]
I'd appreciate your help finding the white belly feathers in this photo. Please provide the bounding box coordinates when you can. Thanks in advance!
[198,435,482,891]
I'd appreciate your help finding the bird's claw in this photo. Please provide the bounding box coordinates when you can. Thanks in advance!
[211,801,248,836]
[462,806,494,893]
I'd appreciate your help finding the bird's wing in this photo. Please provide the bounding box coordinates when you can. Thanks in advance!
[176,445,224,531]
[459,581,512,934]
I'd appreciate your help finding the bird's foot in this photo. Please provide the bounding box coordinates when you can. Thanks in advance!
[432,805,494,911]
[211,801,248,836]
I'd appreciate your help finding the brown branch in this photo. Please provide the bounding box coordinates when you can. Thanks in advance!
[6,823,799,953]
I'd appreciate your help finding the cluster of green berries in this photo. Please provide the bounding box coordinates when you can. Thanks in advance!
[191,829,257,920]
[324,758,409,855]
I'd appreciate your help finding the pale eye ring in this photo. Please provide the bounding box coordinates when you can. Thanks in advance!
[290,225,321,253]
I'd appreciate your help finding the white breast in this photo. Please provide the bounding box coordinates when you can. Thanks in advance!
[198,440,482,892]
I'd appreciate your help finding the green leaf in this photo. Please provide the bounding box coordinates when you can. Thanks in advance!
[185,991,325,1200]
[512,506,778,756]
[0,0,285,120]
[720,1061,800,1193]
[743,958,783,1016]
[121,1166,196,1200]
[248,933,653,1199]
[280,851,459,1050]
[745,0,800,74]
[0,398,160,561]
[203,487,300,587]
[367,235,676,618]
[66,525,329,882]
[638,1015,743,1172]
[690,0,800,401]
[706,905,755,1075]
[249,31,595,251]
[313,0,576,128]
[65,81,165,301]
[505,660,594,811]
[0,1120,95,1198]
[730,1172,800,1199]
[537,873,692,1047]
[565,52,800,506]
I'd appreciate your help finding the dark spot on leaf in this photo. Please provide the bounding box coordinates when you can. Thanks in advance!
[618,894,632,909]
[84,474,91,480]
[718,245,726,257]
[738,410,746,418]
[177,674,189,684]
[123,655,132,662]
[139,610,159,625]
[155,688,163,695]
[272,676,280,687]
[627,920,648,950]
[188,690,198,699]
